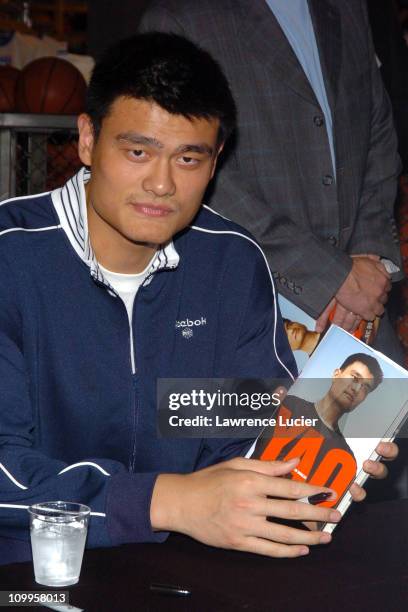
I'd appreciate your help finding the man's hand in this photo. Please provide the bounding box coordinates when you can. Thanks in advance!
[316,254,391,333]
[335,256,391,320]
[349,441,398,501]
[151,457,341,558]
[316,298,361,333]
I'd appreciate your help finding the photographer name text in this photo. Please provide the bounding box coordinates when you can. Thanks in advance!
[168,415,318,428]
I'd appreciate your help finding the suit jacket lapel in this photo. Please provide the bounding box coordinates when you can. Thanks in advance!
[308,0,342,109]
[238,0,318,106]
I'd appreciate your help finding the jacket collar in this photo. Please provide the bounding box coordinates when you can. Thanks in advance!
[238,0,341,110]
[308,0,342,109]
[51,167,179,295]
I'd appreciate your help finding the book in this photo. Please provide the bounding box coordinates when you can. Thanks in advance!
[248,324,408,533]
[278,295,380,373]
[278,295,320,372]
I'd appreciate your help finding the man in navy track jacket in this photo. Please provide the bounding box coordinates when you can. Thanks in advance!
[0,33,396,563]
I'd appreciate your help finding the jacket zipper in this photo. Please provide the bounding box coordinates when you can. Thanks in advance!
[129,289,140,471]
[130,373,139,472]
[129,319,136,374]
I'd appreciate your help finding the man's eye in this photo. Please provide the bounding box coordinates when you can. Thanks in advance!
[130,149,147,159]
[179,156,199,165]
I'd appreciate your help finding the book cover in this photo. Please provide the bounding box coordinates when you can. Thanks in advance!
[248,325,408,533]
[278,295,380,373]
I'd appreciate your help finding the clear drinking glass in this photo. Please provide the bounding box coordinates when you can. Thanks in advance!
[28,501,90,587]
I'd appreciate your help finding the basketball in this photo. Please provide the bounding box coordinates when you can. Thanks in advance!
[0,65,20,112]
[47,138,82,190]
[15,57,86,114]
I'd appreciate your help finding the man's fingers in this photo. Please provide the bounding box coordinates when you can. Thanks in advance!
[332,306,361,332]
[350,316,362,333]
[330,301,361,332]
[336,256,391,320]
[227,456,300,477]
[261,498,341,524]
[352,441,397,493]
[254,471,337,502]
[376,441,399,460]
[373,302,386,317]
[225,458,338,503]
[363,459,388,480]
[251,516,332,546]
[243,536,310,558]
[349,483,367,502]
[316,299,335,333]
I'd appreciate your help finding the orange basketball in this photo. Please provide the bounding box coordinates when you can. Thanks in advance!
[46,139,82,190]
[16,57,86,114]
[0,65,20,111]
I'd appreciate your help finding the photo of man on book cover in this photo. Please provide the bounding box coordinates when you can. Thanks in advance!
[254,353,384,505]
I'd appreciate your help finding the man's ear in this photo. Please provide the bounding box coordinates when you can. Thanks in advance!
[210,142,224,179]
[333,368,341,379]
[77,114,95,166]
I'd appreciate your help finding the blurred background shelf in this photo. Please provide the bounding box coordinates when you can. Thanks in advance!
[0,0,88,52]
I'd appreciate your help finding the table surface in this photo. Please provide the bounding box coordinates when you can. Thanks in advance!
[0,499,407,612]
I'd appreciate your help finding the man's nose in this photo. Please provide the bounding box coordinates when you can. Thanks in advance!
[350,380,362,393]
[142,159,176,197]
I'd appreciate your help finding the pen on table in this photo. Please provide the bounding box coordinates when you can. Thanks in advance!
[298,492,333,505]
[150,583,192,597]
[42,604,83,612]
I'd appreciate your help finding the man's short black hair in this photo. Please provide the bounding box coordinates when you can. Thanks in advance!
[339,353,383,390]
[86,32,237,144]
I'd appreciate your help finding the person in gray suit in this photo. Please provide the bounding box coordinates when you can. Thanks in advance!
[139,0,404,362]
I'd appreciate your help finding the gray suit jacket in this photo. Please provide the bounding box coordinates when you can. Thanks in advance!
[139,0,402,319]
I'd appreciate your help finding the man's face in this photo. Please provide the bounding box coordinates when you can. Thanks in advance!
[329,361,375,413]
[77,97,221,248]
[284,320,307,350]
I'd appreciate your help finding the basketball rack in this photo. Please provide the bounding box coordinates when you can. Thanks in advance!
[0,112,80,201]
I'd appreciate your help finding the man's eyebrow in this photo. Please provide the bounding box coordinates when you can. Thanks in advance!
[350,368,375,386]
[116,133,164,148]
[175,143,214,156]
[350,368,370,377]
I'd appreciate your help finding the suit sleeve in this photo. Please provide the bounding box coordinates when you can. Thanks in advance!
[347,0,402,277]
[209,165,353,317]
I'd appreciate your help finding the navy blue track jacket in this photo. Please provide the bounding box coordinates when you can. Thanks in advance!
[0,170,296,562]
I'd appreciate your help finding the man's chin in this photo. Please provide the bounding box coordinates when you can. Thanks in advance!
[339,401,357,413]
[124,231,172,248]
[128,237,160,248]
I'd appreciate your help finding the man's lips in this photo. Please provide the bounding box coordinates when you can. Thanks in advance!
[129,202,174,217]
[343,390,355,402]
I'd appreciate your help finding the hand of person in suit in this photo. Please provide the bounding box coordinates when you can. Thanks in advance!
[150,457,341,558]
[316,254,391,332]
[335,255,391,319]
[316,297,362,333]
